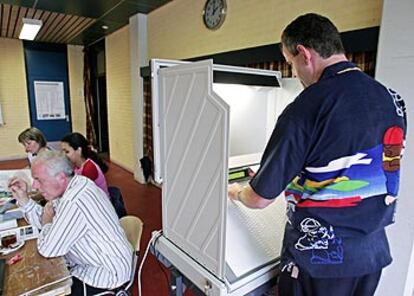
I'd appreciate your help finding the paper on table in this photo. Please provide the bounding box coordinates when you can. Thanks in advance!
[225,195,287,278]
[0,209,24,222]
[0,219,17,231]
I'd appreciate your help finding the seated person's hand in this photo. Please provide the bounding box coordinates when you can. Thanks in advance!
[41,202,55,225]
[8,177,30,206]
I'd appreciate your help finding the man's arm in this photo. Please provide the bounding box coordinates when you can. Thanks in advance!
[228,183,274,209]
[37,200,86,258]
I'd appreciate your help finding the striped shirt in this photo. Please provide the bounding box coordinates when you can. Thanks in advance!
[21,175,133,289]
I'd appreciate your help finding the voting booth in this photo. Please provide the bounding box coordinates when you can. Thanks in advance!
[151,59,302,295]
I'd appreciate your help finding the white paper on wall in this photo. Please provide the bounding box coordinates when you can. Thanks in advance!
[34,81,66,120]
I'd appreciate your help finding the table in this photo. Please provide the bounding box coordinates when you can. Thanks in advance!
[1,227,72,296]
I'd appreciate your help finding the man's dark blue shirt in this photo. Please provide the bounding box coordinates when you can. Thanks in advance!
[250,61,407,277]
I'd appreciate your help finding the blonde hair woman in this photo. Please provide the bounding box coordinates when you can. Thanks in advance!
[18,127,49,165]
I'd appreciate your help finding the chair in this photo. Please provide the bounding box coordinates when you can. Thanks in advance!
[119,216,144,294]
[97,215,144,296]
[108,186,128,218]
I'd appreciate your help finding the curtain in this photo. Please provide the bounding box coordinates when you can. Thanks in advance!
[247,51,376,78]
[247,61,292,77]
[346,51,377,77]
[83,48,97,147]
[142,77,154,179]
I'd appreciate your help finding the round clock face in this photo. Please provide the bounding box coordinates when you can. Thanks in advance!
[203,0,227,30]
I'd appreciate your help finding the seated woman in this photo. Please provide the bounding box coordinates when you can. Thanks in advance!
[61,132,110,197]
[18,127,49,165]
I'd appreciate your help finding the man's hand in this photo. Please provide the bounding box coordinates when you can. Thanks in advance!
[8,177,30,206]
[41,202,55,225]
[228,183,242,201]
[228,183,275,209]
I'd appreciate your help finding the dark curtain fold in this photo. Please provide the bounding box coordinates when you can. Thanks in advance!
[142,77,154,179]
[247,51,376,78]
[83,48,97,147]
[247,61,293,77]
[346,51,377,77]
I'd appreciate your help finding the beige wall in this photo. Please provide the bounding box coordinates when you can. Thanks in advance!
[0,38,30,160]
[148,0,382,59]
[67,45,86,135]
[0,41,85,160]
[105,25,135,171]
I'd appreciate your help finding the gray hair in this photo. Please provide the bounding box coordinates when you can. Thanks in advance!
[32,150,74,177]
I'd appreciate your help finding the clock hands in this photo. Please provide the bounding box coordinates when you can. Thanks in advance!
[203,0,226,29]
[212,0,221,16]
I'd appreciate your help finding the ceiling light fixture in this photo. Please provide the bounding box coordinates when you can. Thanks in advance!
[19,18,43,40]
[102,25,109,30]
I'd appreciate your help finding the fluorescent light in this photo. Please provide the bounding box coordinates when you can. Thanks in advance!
[19,18,42,40]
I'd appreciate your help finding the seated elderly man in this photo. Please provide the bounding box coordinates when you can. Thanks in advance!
[9,150,133,295]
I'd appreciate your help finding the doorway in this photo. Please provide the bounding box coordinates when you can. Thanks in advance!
[88,40,109,156]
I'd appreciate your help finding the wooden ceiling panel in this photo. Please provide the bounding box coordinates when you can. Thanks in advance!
[36,11,59,40]
[40,13,67,41]
[61,18,95,44]
[1,4,11,37]
[0,1,171,45]
[7,5,17,37]
[54,16,85,44]
[26,7,36,19]
[11,5,26,38]
[50,15,78,43]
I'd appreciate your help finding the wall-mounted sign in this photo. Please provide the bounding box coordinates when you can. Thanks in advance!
[34,81,65,120]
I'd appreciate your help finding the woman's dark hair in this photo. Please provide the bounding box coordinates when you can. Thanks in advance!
[281,13,345,58]
[61,132,108,173]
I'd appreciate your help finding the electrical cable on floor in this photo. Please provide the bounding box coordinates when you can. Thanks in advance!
[137,229,163,296]
[154,234,171,293]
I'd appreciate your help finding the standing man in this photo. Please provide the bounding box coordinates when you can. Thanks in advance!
[9,150,133,295]
[228,13,406,296]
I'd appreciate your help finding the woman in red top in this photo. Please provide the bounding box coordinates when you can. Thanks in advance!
[60,132,110,197]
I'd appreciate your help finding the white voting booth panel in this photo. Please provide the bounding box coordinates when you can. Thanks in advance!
[160,60,229,278]
[155,59,302,295]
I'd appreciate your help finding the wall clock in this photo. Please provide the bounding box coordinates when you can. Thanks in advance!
[203,0,227,30]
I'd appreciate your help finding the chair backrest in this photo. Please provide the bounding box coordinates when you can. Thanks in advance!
[93,216,143,296]
[108,186,128,219]
[117,215,144,294]
[119,215,143,253]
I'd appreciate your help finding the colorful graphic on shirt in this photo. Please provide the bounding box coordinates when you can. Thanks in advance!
[284,130,403,208]
[295,218,343,264]
[383,126,404,197]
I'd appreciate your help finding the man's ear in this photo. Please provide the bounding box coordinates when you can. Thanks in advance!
[296,44,312,65]
[56,171,67,184]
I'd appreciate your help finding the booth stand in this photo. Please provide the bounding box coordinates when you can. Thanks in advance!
[150,59,302,295]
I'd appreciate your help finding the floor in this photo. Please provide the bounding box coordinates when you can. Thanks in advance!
[0,159,172,296]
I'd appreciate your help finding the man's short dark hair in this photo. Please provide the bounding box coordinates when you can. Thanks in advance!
[281,13,345,58]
